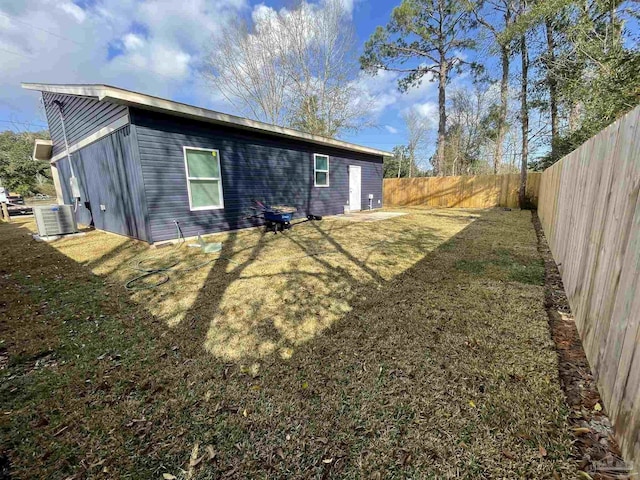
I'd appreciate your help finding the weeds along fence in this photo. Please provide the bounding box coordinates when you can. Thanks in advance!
[538,105,640,468]
[383,173,541,209]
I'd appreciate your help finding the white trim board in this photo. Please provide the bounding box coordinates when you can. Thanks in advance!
[182,146,225,211]
[313,153,330,187]
[49,114,129,164]
[33,139,52,161]
[22,83,392,158]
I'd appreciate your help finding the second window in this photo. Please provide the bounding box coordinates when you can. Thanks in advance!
[314,154,329,187]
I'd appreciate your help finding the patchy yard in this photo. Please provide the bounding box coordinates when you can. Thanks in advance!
[0,208,578,478]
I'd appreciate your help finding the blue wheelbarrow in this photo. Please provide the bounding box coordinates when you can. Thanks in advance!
[251,200,322,233]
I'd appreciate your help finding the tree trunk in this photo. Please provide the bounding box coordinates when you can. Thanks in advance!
[545,19,558,156]
[608,1,619,52]
[1,202,10,223]
[519,32,529,209]
[495,45,510,174]
[436,61,447,176]
[409,152,413,178]
[568,102,582,132]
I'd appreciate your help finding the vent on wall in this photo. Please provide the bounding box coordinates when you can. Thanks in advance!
[34,205,78,237]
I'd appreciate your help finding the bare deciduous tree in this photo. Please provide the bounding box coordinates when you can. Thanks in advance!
[469,0,517,173]
[203,16,289,126]
[202,0,372,138]
[401,109,430,177]
[444,86,494,175]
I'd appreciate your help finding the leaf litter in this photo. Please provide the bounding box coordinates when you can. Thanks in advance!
[0,209,590,478]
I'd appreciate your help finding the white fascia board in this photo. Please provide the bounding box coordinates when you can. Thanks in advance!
[22,83,105,98]
[21,82,392,157]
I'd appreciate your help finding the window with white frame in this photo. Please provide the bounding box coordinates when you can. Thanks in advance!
[183,147,224,210]
[314,154,329,187]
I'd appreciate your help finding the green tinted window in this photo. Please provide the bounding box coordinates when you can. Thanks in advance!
[315,172,328,186]
[184,147,224,209]
[314,154,329,186]
[186,149,220,178]
[190,180,221,208]
[315,155,328,171]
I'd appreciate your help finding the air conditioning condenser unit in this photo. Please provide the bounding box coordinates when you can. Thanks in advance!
[34,205,78,237]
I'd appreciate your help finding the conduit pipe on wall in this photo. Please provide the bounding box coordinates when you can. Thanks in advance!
[52,100,80,212]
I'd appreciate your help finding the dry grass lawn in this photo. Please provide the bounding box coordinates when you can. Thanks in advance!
[0,208,578,478]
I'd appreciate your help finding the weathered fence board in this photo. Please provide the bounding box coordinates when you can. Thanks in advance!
[538,105,640,468]
[383,173,541,209]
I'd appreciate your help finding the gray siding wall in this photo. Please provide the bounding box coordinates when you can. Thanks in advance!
[42,92,128,157]
[130,108,383,242]
[56,126,149,241]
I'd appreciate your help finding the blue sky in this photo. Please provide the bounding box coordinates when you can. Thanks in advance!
[0,0,448,155]
[0,0,637,158]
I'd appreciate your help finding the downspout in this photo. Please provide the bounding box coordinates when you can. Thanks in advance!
[53,100,80,212]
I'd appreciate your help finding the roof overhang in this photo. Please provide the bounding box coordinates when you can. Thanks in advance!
[21,83,392,158]
[33,139,53,161]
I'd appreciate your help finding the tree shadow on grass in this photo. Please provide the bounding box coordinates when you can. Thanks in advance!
[181,211,454,361]
[168,207,576,478]
[0,209,577,479]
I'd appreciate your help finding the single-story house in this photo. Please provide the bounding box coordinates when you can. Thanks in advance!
[22,83,390,243]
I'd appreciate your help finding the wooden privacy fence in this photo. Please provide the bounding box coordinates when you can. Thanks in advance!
[383,173,541,209]
[538,105,640,468]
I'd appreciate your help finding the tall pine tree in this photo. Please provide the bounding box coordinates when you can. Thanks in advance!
[360,0,477,175]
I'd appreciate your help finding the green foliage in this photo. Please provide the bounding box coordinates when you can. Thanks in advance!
[288,96,333,137]
[536,47,640,169]
[440,85,501,175]
[0,130,51,196]
[360,0,476,89]
[479,104,502,142]
[512,0,639,169]
[384,145,428,177]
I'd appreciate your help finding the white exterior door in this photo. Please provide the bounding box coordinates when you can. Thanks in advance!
[349,165,362,211]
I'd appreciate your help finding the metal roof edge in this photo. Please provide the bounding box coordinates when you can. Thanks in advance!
[21,82,392,157]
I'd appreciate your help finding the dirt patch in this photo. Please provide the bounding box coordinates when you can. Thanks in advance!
[532,211,632,479]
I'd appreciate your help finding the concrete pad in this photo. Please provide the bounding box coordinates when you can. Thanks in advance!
[32,232,86,242]
[334,211,407,222]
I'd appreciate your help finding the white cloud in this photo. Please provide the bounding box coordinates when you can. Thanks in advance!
[58,2,86,23]
[0,0,249,125]
[385,125,398,134]
[0,0,439,132]
[397,101,438,131]
[149,44,192,78]
[252,3,276,24]
[122,33,145,51]
[414,102,438,119]
[351,68,439,125]
[350,69,400,115]
[324,0,359,15]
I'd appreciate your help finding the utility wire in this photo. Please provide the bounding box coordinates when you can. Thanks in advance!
[0,11,85,46]
[0,47,33,59]
[0,119,48,127]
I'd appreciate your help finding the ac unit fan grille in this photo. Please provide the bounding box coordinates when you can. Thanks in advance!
[34,205,78,237]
